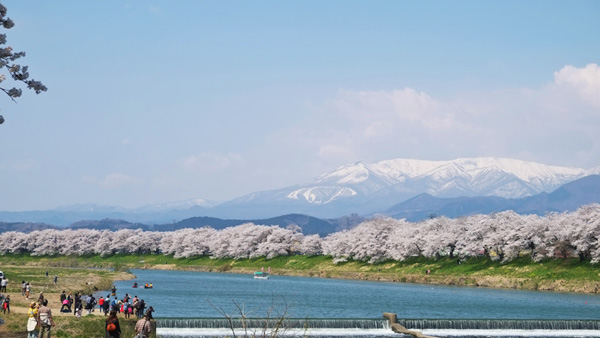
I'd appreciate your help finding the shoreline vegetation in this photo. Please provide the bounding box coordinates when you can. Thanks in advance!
[1,253,599,337]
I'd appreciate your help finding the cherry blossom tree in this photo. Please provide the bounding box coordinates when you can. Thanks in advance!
[0,2,47,124]
[1,205,600,264]
[300,234,322,256]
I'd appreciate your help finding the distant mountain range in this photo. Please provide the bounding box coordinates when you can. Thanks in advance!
[1,157,599,229]
[384,175,600,221]
[0,213,365,236]
[210,157,599,218]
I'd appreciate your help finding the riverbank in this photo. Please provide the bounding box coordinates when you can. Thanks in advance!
[2,253,599,294]
[0,265,141,337]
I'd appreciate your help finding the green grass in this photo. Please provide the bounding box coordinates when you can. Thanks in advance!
[0,312,156,338]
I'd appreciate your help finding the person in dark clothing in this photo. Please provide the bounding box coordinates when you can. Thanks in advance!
[74,293,83,318]
[103,295,110,315]
[137,299,146,318]
[2,294,10,314]
[60,291,69,312]
[105,310,121,338]
[145,305,154,320]
[66,292,73,312]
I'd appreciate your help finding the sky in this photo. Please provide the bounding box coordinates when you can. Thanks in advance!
[0,1,599,211]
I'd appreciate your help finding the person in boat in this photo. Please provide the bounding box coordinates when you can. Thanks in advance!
[144,283,148,288]
[111,286,117,295]
[133,282,138,288]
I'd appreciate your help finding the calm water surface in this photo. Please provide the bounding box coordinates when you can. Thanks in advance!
[103,269,600,320]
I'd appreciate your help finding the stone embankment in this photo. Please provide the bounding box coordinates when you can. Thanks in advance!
[383,312,437,338]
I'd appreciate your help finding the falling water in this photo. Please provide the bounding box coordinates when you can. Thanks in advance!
[397,319,600,330]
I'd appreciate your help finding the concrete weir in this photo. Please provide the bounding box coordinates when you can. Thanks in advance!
[383,313,437,338]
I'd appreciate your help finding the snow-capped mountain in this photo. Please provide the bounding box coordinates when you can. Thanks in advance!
[293,157,594,200]
[3,157,599,224]
[213,157,599,218]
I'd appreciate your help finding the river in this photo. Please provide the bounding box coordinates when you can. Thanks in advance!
[99,269,600,338]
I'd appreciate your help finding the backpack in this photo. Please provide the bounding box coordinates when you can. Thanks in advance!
[107,321,117,332]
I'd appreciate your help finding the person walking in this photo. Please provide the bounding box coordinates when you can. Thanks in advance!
[37,299,55,338]
[74,292,83,318]
[66,292,73,312]
[25,282,31,300]
[85,294,93,315]
[2,294,10,314]
[1,277,7,293]
[27,301,39,338]
[98,295,104,313]
[123,301,130,319]
[103,295,110,316]
[105,310,121,338]
[134,313,152,338]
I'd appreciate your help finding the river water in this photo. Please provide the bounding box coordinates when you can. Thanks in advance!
[101,269,600,338]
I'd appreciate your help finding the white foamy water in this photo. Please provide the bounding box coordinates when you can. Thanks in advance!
[159,328,600,338]
[422,329,600,337]
[158,327,395,337]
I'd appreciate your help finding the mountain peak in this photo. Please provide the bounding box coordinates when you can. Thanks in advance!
[279,157,592,209]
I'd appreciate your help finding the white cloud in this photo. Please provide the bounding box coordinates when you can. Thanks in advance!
[179,152,243,173]
[333,88,466,132]
[300,64,600,169]
[554,63,600,108]
[364,120,394,139]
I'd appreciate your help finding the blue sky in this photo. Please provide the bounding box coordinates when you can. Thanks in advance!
[1,1,599,211]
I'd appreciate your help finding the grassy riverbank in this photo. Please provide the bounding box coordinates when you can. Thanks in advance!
[2,253,599,293]
[0,263,145,338]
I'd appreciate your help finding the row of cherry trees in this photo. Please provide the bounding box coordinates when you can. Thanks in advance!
[0,204,598,263]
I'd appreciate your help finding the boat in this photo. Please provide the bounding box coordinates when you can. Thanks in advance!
[144,283,153,289]
[254,271,269,280]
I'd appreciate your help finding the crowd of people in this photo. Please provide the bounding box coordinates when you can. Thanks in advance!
[98,290,154,320]
[103,287,154,338]
[0,270,155,338]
